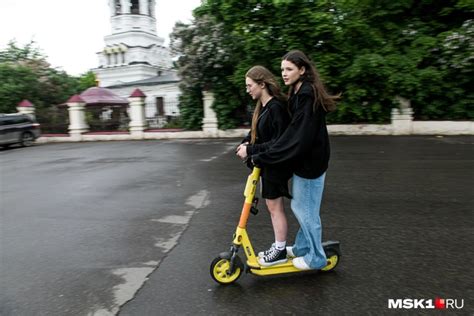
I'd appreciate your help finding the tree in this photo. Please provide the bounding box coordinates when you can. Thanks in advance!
[171,16,244,129]
[78,71,98,92]
[0,40,96,114]
[171,0,473,128]
[336,0,474,121]
[0,64,41,113]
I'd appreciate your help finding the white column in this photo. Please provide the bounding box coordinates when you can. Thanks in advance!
[202,91,218,134]
[149,0,155,17]
[67,95,89,141]
[128,89,147,138]
[16,100,36,120]
[140,0,148,15]
[109,0,116,16]
[121,0,130,14]
[395,95,411,110]
[391,97,413,135]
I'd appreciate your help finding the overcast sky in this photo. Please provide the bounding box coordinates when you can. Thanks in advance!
[0,0,201,75]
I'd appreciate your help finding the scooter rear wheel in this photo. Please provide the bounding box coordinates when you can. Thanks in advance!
[321,251,339,272]
[210,256,243,284]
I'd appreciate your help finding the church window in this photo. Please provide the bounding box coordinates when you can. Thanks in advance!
[131,0,140,14]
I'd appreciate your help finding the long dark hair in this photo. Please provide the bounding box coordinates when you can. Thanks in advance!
[282,50,340,112]
[246,65,287,144]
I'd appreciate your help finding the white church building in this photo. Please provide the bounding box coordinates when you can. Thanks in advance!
[93,0,181,126]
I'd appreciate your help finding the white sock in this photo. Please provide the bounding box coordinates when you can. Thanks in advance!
[275,240,286,250]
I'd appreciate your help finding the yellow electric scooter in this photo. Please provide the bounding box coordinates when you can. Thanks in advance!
[210,167,341,285]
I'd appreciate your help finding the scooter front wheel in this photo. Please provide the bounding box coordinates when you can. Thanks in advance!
[210,256,243,284]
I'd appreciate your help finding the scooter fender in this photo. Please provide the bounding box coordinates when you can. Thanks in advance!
[322,240,341,256]
[218,252,231,259]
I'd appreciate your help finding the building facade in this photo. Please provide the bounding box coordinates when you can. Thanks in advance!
[93,0,181,125]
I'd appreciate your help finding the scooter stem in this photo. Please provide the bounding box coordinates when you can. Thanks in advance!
[238,167,260,228]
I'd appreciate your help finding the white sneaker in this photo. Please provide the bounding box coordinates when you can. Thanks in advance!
[286,246,295,258]
[292,257,312,270]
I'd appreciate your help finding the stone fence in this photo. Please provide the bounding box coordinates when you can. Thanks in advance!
[14,91,473,144]
[328,107,473,136]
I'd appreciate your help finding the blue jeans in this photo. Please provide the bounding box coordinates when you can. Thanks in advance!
[291,173,327,269]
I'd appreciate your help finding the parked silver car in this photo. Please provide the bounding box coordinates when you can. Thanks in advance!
[0,113,41,147]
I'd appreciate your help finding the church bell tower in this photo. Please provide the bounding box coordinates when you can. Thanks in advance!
[94,0,173,87]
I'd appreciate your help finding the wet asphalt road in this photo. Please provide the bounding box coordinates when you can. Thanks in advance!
[1,136,473,315]
[0,140,236,315]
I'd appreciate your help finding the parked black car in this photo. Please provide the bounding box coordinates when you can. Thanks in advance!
[0,113,41,147]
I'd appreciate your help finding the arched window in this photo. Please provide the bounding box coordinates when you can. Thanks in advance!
[115,0,121,15]
[131,0,139,14]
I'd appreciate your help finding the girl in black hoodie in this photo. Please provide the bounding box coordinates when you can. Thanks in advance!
[251,50,340,270]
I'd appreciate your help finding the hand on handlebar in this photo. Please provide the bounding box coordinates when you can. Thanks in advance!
[235,143,248,160]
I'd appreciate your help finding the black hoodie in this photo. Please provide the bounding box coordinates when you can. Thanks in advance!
[241,97,292,183]
[252,80,330,179]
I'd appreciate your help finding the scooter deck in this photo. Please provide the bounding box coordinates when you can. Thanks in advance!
[247,259,303,276]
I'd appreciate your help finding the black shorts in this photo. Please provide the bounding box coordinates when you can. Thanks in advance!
[261,177,292,200]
